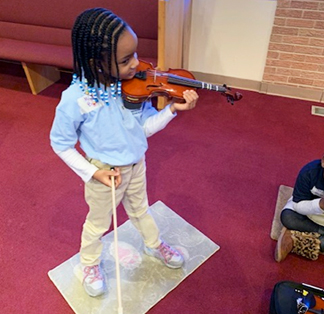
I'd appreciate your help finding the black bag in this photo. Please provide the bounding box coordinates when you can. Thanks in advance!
[270,281,324,314]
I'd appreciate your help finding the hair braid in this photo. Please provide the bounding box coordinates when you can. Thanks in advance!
[95,15,121,86]
[111,23,127,80]
[72,9,98,79]
[79,8,103,86]
[90,12,108,84]
[71,8,127,88]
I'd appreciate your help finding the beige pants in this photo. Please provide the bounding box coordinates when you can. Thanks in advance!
[80,157,160,266]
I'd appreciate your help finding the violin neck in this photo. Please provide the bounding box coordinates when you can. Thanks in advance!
[167,74,227,93]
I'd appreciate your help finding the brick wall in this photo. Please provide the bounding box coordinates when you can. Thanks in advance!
[263,0,324,92]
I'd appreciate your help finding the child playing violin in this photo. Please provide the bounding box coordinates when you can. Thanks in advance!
[50,7,198,297]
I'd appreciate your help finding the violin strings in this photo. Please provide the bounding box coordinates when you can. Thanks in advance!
[145,70,226,91]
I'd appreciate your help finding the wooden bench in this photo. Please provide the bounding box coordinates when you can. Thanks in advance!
[0,0,192,110]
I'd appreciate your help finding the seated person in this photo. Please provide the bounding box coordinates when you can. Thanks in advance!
[275,155,324,262]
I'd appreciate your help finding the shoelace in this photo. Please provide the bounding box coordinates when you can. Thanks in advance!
[158,242,178,262]
[83,265,103,284]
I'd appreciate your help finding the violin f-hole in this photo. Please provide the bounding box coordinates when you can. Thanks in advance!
[146,83,163,90]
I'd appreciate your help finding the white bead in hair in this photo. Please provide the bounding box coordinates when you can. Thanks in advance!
[71,74,122,106]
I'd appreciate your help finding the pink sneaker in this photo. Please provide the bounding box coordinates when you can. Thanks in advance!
[82,265,106,297]
[144,241,184,268]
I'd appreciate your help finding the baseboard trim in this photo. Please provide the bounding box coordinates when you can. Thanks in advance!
[192,71,324,103]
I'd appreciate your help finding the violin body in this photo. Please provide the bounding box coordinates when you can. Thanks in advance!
[122,60,243,105]
[122,60,195,103]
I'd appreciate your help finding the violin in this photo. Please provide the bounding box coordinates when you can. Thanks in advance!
[122,60,243,105]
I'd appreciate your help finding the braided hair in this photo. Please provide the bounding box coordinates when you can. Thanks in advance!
[71,8,127,88]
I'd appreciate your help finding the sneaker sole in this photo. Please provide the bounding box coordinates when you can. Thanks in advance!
[144,248,184,269]
[83,282,106,297]
[275,227,293,262]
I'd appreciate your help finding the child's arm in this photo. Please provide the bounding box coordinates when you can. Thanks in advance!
[54,147,121,188]
[292,199,324,215]
[142,89,199,137]
[142,103,176,137]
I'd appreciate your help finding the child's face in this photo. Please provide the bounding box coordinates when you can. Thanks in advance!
[110,27,139,80]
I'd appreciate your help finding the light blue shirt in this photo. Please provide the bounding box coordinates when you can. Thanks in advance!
[50,82,159,166]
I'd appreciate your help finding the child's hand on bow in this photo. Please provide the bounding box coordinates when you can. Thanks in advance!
[92,167,122,188]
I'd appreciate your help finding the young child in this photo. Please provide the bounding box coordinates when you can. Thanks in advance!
[275,155,324,262]
[50,7,198,297]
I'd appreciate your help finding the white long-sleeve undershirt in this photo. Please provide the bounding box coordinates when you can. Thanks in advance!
[143,104,176,137]
[54,147,97,182]
[292,199,323,215]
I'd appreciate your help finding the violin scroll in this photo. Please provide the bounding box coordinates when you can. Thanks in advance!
[221,84,243,105]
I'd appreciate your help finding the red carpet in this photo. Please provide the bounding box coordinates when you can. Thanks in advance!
[1,61,324,314]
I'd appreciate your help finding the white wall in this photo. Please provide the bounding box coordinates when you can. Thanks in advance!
[188,0,277,81]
